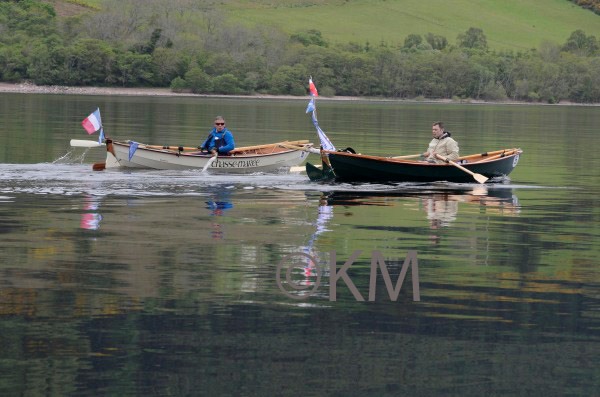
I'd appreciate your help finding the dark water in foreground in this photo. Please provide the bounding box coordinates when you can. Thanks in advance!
[0,94,599,396]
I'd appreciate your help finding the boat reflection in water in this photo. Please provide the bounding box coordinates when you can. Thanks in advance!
[289,186,522,297]
[312,185,521,253]
[321,185,520,229]
[421,185,520,228]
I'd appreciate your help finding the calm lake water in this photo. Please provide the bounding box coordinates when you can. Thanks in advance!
[0,93,599,396]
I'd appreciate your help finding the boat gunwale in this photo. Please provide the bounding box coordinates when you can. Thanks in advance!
[324,148,522,168]
[111,140,313,159]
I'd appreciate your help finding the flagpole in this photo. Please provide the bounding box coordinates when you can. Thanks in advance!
[307,77,335,152]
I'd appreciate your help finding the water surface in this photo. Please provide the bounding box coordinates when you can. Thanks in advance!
[0,94,598,396]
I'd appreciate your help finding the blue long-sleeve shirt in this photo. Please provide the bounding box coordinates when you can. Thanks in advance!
[201,128,235,154]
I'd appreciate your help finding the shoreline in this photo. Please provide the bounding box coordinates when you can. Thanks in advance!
[0,82,597,106]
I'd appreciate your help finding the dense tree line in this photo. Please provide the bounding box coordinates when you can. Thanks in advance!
[1,0,599,103]
[570,0,600,15]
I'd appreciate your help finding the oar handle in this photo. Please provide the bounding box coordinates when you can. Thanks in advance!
[144,144,200,151]
[390,153,422,159]
[278,143,320,154]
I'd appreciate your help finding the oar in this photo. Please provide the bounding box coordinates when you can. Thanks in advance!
[70,139,105,148]
[144,144,199,151]
[435,154,488,184]
[390,153,422,159]
[277,143,320,154]
[202,152,217,172]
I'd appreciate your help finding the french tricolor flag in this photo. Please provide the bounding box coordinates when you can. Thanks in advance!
[309,78,318,97]
[81,108,102,134]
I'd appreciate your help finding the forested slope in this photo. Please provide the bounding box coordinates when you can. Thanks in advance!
[2,0,599,103]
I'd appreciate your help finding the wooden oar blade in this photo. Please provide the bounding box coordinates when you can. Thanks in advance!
[92,162,106,171]
[70,139,104,148]
[202,155,217,172]
[474,173,488,184]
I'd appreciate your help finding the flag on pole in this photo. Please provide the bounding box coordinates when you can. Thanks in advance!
[306,79,335,151]
[81,108,102,135]
[128,141,139,161]
[309,78,318,97]
[306,98,316,113]
[310,110,336,152]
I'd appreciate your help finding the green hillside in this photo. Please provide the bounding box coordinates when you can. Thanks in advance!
[6,0,599,102]
[62,0,599,51]
[224,0,600,51]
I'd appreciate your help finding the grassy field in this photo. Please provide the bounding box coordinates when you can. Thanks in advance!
[66,0,599,51]
[67,0,102,7]
[226,0,600,51]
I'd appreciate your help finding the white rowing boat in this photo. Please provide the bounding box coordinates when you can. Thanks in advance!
[73,139,316,172]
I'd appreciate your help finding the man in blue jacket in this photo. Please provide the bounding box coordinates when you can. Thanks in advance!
[201,116,235,155]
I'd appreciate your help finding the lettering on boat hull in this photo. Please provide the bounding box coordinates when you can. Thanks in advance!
[212,159,261,168]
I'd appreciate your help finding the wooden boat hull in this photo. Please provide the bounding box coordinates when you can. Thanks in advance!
[105,140,312,172]
[317,148,523,183]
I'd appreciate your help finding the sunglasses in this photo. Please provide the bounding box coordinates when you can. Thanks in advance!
[215,122,225,126]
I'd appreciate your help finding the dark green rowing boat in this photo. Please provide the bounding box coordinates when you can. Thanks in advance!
[306,148,523,183]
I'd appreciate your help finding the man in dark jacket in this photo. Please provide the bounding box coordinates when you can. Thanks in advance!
[201,116,235,155]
